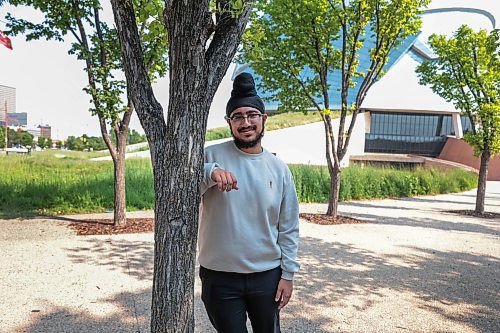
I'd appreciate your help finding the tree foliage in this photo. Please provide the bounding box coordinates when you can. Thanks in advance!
[241,0,429,215]
[417,25,500,157]
[4,0,167,124]
[0,127,34,148]
[66,134,107,150]
[416,25,500,214]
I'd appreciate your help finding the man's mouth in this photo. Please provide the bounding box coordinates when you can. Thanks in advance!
[238,126,257,134]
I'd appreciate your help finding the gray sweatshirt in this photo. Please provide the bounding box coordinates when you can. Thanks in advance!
[200,141,300,280]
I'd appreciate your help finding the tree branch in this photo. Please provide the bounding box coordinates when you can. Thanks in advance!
[110,0,165,142]
[205,1,253,99]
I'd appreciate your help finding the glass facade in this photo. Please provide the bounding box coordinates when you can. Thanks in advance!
[365,112,472,156]
[7,112,27,126]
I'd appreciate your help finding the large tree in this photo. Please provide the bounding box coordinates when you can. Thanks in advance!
[241,0,429,217]
[3,0,167,225]
[417,25,500,214]
[110,0,252,331]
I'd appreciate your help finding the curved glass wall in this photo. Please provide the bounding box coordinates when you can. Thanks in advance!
[365,112,472,156]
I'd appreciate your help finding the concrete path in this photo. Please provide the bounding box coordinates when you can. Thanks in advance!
[1,182,499,333]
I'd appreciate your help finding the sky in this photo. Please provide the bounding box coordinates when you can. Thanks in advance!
[0,0,498,140]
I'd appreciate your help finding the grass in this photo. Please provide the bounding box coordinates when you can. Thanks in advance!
[0,154,154,218]
[32,148,111,160]
[0,152,477,218]
[206,110,331,141]
[290,164,478,203]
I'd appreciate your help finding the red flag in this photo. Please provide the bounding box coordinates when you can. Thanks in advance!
[0,29,13,50]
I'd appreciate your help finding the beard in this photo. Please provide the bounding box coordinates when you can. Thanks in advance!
[231,123,265,149]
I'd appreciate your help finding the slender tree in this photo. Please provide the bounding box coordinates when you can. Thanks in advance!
[241,0,429,216]
[417,25,500,214]
[110,0,253,331]
[3,0,167,225]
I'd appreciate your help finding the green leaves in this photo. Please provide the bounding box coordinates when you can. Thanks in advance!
[241,0,341,112]
[241,0,428,114]
[210,0,247,18]
[416,25,500,157]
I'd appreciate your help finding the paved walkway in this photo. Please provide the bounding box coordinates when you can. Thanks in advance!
[1,182,499,333]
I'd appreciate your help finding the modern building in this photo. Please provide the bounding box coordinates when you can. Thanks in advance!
[5,111,28,126]
[0,85,28,127]
[359,5,495,157]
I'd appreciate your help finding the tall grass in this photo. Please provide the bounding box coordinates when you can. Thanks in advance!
[0,154,477,217]
[290,164,477,203]
[0,154,153,217]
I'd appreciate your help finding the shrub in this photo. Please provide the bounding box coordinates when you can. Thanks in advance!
[0,155,477,217]
[289,164,477,203]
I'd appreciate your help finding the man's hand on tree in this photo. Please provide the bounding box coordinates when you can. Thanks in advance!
[211,168,239,192]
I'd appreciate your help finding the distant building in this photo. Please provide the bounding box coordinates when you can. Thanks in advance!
[27,128,40,137]
[0,85,17,126]
[6,112,28,126]
[38,125,51,139]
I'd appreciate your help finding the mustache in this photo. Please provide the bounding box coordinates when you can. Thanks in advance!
[237,125,257,132]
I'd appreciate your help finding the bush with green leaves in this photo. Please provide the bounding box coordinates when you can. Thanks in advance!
[289,164,477,203]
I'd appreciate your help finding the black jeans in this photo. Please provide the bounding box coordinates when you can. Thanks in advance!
[199,266,281,333]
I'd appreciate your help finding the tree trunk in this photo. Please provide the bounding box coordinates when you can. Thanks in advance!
[326,164,341,216]
[150,137,203,333]
[110,1,252,331]
[475,149,490,214]
[112,141,127,226]
[99,114,130,227]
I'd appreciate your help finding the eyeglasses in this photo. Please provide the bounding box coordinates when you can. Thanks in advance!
[225,112,264,124]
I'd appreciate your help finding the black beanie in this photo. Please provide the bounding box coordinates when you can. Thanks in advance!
[226,72,265,117]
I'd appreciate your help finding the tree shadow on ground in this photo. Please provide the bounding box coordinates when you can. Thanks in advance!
[287,236,500,332]
[15,289,151,333]
[11,233,499,332]
[63,237,154,280]
[396,194,500,207]
[338,212,500,237]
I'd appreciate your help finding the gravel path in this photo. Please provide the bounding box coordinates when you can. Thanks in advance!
[1,182,499,333]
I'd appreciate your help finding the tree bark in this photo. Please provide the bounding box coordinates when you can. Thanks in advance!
[321,115,341,217]
[112,124,128,226]
[110,1,252,331]
[475,148,490,214]
[112,153,127,226]
[98,106,132,227]
[326,164,341,216]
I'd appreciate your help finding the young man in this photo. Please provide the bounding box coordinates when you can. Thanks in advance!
[199,72,300,333]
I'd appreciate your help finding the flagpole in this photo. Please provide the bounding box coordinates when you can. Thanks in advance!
[4,100,7,149]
